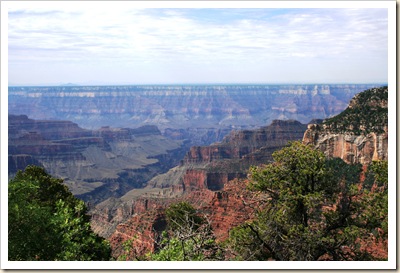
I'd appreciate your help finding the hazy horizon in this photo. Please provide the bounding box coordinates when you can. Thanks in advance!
[8,82,389,88]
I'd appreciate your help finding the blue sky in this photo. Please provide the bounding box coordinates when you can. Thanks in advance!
[5,2,389,85]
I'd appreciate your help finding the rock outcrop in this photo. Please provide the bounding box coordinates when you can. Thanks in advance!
[303,125,388,165]
[184,119,307,164]
[143,119,307,193]
[103,119,307,255]
[108,178,263,259]
[109,209,167,259]
[303,86,388,165]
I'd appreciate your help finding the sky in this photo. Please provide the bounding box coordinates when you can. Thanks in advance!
[5,2,389,85]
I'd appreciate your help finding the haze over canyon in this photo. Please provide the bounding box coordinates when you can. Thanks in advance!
[9,84,378,131]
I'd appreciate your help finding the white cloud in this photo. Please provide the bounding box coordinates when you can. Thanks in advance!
[7,4,389,84]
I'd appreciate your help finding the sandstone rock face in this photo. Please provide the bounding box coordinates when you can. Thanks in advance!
[303,86,388,165]
[109,209,167,259]
[108,178,262,259]
[183,169,208,191]
[181,169,246,192]
[303,125,388,165]
[91,195,170,241]
[198,178,261,242]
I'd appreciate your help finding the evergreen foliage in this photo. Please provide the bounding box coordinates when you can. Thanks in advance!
[149,202,224,261]
[322,86,388,134]
[8,166,111,261]
[227,142,388,261]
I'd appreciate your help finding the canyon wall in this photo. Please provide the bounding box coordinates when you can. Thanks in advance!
[184,119,307,164]
[303,124,388,165]
[9,84,378,132]
[101,119,307,251]
[108,178,263,259]
[8,115,187,205]
[303,86,388,165]
[105,86,389,259]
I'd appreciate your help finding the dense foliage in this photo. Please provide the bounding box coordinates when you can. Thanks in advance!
[119,142,388,261]
[149,202,224,261]
[322,86,388,134]
[8,166,111,261]
[226,141,388,261]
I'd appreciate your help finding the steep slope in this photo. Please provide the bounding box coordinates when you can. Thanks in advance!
[127,119,306,194]
[105,86,390,259]
[108,178,261,259]
[99,120,307,241]
[303,86,388,164]
[8,115,187,205]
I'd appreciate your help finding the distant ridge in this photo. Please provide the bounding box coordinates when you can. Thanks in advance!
[8,84,381,131]
[60,83,80,86]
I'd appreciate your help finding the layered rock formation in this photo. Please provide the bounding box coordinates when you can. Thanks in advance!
[9,84,378,133]
[8,115,187,205]
[108,178,263,259]
[303,86,388,165]
[144,119,307,193]
[303,126,388,165]
[163,127,232,146]
[8,83,389,260]
[184,119,307,164]
[102,119,307,256]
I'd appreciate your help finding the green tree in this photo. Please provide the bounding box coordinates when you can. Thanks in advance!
[8,166,111,261]
[227,141,387,261]
[165,201,203,232]
[354,160,388,237]
[149,202,223,261]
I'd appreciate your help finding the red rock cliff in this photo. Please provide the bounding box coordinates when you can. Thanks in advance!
[108,178,262,259]
[184,119,307,164]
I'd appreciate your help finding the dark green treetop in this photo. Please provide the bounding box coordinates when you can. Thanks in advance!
[322,86,388,134]
[227,141,387,261]
[8,165,111,261]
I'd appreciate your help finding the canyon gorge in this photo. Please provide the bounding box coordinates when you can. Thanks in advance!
[8,84,388,260]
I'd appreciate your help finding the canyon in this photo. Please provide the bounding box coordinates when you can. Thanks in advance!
[105,86,389,259]
[303,86,388,165]
[7,84,388,260]
[9,84,377,144]
[8,115,187,205]
[92,119,308,240]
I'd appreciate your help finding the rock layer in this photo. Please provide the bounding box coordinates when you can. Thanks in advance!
[108,178,262,259]
[303,124,388,164]
[9,84,378,130]
[8,115,186,205]
[303,86,388,165]
[104,120,307,255]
